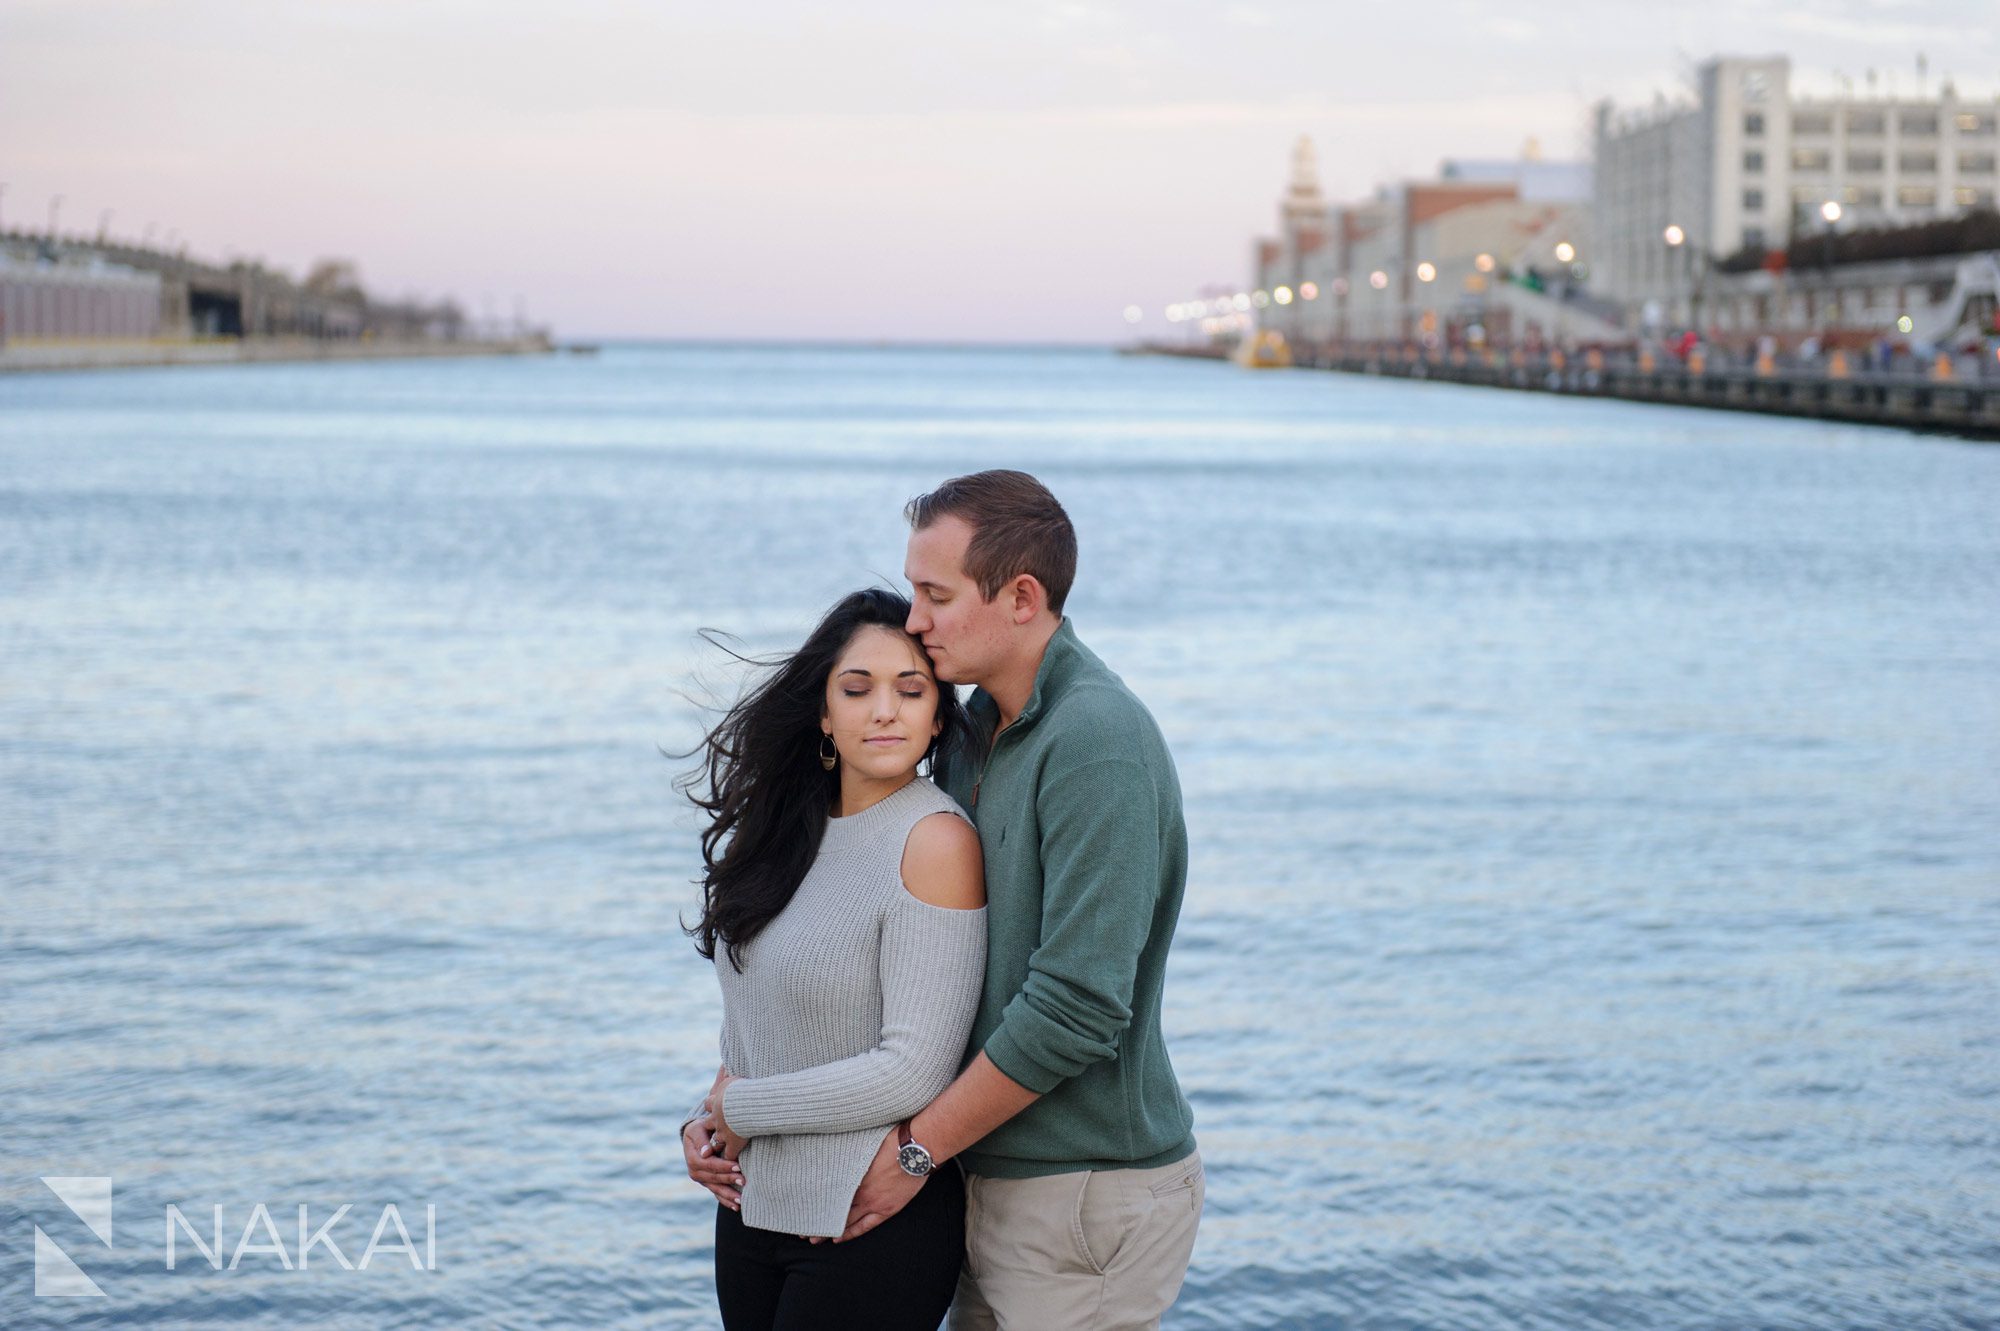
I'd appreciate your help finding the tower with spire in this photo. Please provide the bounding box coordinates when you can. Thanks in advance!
[1284,135,1326,229]
[1254,135,1332,341]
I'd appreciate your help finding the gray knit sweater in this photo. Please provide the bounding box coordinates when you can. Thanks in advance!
[715,776,986,1238]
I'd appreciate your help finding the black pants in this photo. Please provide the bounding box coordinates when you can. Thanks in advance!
[715,1162,965,1331]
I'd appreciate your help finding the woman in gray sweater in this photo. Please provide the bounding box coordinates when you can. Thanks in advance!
[679,589,986,1331]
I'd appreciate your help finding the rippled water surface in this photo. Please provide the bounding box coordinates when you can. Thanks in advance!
[3,345,1997,1329]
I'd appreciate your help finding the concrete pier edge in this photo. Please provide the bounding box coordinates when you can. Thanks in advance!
[0,336,552,375]
[1137,344,2000,443]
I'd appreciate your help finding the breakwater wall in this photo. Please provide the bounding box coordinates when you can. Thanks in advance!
[1142,344,2000,442]
[0,336,551,374]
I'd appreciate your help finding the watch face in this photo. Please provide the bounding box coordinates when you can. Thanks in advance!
[897,1143,933,1176]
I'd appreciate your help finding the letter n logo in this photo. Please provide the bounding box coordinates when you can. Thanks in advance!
[36,1176,113,1297]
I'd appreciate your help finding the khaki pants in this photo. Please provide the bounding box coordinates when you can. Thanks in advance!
[949,1151,1203,1331]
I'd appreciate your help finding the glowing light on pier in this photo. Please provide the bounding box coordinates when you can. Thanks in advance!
[1553,242,1576,263]
[1124,305,1144,324]
[1273,286,1293,305]
[1416,262,1437,283]
[1299,281,1318,300]
[1820,200,1843,224]
[1474,253,1495,273]
[1663,224,1686,247]
[1368,270,1388,290]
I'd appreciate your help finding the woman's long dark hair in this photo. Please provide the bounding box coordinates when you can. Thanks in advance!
[679,588,970,971]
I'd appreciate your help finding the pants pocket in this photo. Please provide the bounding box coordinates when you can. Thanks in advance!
[1072,1171,1136,1277]
[1148,1159,1204,1210]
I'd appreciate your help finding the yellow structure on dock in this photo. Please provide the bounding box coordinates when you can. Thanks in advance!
[1234,329,1292,368]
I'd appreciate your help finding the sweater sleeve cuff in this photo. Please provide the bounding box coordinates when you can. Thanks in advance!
[720,1077,787,1138]
[983,1024,1071,1096]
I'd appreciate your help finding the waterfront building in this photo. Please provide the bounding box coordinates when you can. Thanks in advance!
[1700,249,1999,352]
[1236,55,1998,355]
[0,232,481,345]
[1254,145,1594,348]
[1440,153,1592,202]
[0,246,162,341]
[1592,55,2000,319]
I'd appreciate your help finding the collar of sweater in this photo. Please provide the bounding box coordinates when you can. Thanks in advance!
[969,616,1087,742]
[820,775,927,850]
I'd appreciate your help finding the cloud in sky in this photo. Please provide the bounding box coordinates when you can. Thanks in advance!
[3,0,1994,342]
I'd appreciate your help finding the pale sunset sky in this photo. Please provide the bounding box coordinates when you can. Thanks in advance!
[5,0,1994,342]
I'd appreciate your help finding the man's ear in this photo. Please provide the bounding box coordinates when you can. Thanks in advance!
[1008,574,1046,625]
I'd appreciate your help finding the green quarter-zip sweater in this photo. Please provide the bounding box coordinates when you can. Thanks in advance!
[941,618,1196,1179]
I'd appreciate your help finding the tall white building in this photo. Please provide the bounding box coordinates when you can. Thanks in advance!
[1592,55,2000,308]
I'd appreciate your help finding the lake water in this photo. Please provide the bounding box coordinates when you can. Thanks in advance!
[2,344,1996,1329]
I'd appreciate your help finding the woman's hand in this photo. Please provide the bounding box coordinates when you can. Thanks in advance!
[682,1110,744,1209]
[683,1070,745,1213]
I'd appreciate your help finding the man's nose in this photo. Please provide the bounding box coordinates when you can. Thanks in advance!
[905,604,928,634]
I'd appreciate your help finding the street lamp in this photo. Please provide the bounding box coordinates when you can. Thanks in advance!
[1663,224,1686,328]
[1554,241,1576,263]
[1820,200,1844,336]
[1413,262,1441,352]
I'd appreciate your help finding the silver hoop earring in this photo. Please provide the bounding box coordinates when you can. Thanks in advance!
[818,735,838,772]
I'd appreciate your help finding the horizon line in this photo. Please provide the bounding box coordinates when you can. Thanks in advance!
[558,336,1125,351]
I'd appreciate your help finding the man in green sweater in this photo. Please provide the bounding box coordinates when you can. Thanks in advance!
[838,469,1201,1330]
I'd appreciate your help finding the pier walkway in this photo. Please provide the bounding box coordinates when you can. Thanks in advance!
[1143,344,2000,442]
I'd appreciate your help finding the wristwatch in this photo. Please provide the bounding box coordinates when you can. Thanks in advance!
[895,1123,935,1178]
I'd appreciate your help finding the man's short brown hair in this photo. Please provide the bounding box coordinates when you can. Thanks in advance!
[905,470,1077,614]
